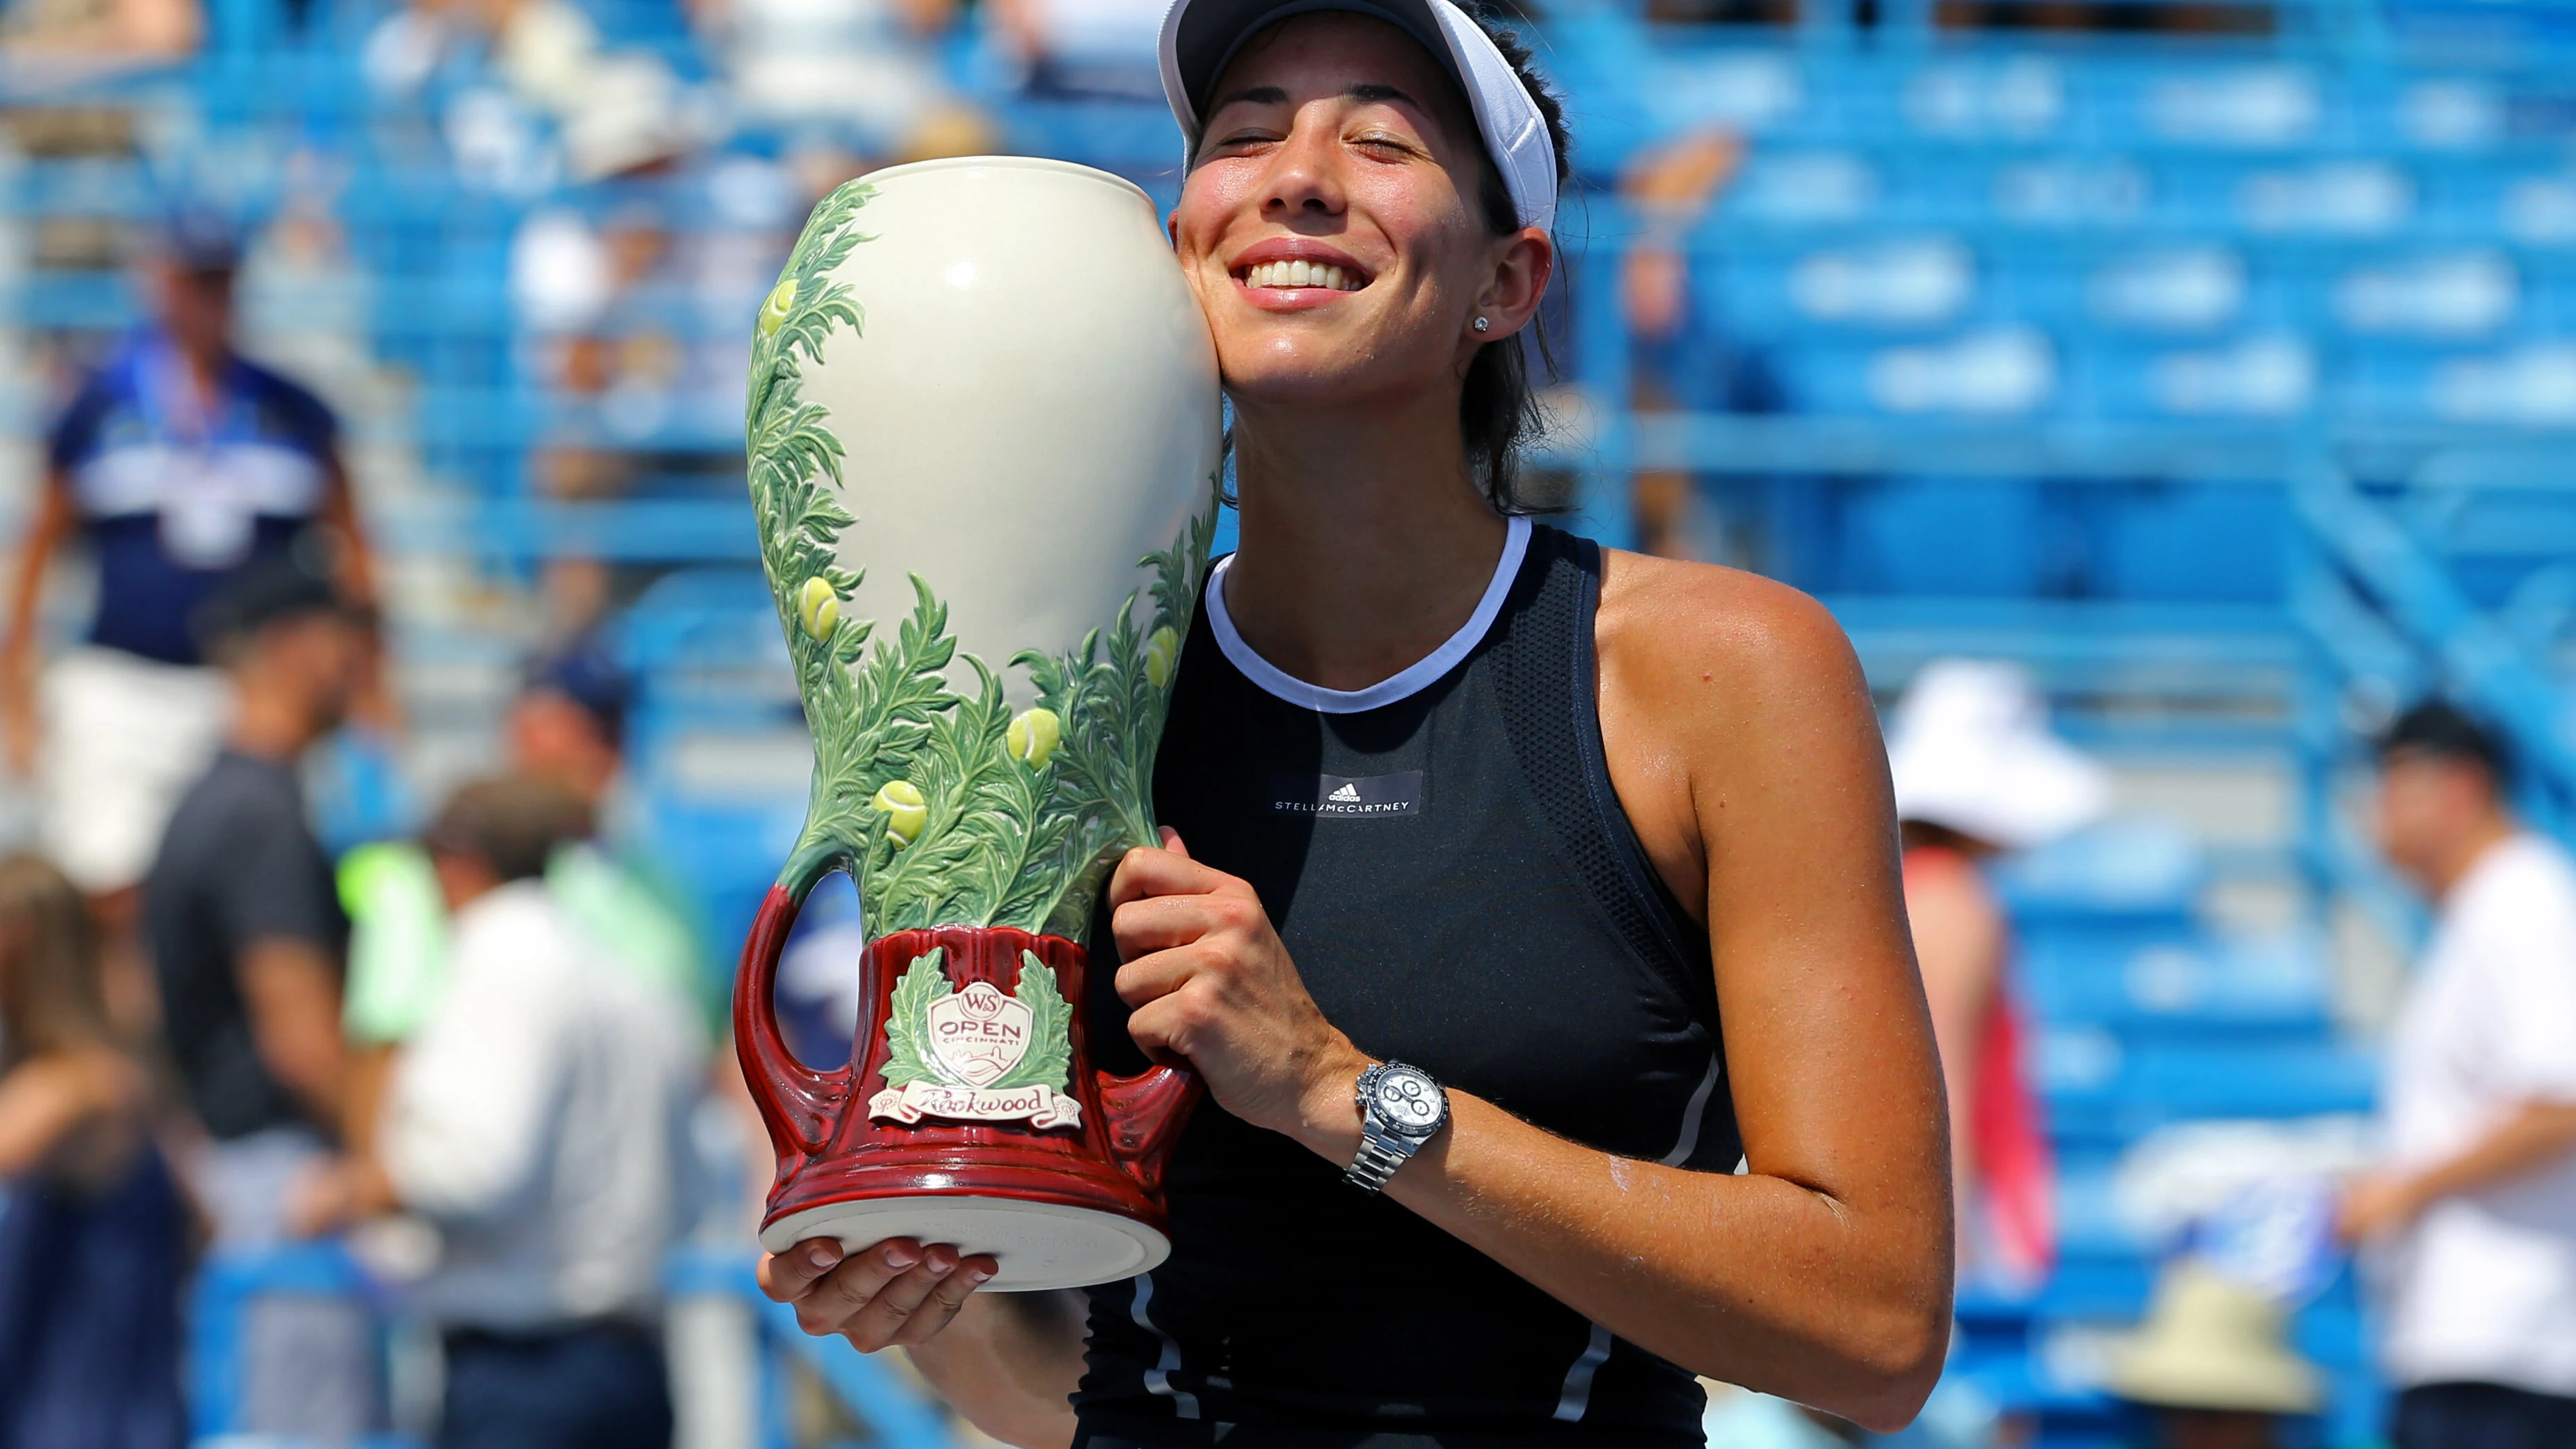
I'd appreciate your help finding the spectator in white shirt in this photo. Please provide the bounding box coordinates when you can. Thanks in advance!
[2338,701,2576,1449]
[301,776,705,1449]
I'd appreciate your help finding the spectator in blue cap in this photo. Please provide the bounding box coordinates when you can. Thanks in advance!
[0,209,380,919]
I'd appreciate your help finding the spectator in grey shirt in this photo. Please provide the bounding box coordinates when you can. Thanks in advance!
[142,551,373,1437]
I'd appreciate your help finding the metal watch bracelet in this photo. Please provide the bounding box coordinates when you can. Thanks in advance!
[1344,1126,1414,1193]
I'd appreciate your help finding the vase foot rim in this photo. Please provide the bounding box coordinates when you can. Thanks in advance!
[757,1194,1170,1291]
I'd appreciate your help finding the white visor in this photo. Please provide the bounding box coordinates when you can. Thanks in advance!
[1158,0,1557,233]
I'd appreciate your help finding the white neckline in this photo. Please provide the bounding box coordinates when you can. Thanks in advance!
[1204,516,1532,715]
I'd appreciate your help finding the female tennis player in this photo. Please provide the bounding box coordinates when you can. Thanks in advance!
[759,1,1953,1443]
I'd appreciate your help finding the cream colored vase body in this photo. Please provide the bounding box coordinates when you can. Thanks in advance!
[796,158,1219,701]
[736,158,1221,1289]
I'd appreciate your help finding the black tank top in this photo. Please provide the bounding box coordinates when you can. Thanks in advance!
[1077,522,1740,1449]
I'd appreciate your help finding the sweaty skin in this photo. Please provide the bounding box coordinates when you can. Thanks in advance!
[758,14,1952,1446]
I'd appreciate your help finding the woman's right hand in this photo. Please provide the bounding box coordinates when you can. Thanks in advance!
[757,1237,1001,1351]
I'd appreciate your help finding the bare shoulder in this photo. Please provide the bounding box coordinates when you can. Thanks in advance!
[1595,548,1869,729]
[1590,549,1889,912]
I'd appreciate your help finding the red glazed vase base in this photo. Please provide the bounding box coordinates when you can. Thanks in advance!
[759,1193,1170,1291]
[739,891,1201,1296]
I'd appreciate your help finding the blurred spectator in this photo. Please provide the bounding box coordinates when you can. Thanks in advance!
[237,154,379,403]
[691,0,965,152]
[2337,701,2576,1448]
[364,0,690,186]
[1887,659,2108,1287]
[0,854,187,1449]
[511,168,810,639]
[338,639,708,1151]
[1,211,378,905]
[0,0,196,66]
[1615,130,1786,565]
[2104,1260,2324,1449]
[519,195,684,640]
[303,776,703,1449]
[988,0,1162,97]
[141,553,378,1437]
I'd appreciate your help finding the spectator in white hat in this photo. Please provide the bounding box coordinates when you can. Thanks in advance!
[1889,658,2108,1286]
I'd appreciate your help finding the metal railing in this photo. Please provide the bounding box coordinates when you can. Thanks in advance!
[190,1243,965,1449]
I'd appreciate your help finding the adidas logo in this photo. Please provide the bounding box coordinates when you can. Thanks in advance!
[1328,782,1363,803]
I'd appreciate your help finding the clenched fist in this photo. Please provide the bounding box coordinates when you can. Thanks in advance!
[1108,830,1372,1160]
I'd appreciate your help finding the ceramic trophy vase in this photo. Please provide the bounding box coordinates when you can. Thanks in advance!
[733,157,1222,1290]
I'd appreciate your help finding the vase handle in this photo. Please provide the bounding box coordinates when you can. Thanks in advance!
[1095,1063,1201,1198]
[734,842,855,1159]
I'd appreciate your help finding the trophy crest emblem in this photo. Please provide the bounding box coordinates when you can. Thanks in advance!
[867,950,1082,1129]
[934,981,1027,1086]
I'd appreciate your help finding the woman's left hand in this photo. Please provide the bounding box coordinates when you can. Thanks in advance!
[1106,830,1370,1155]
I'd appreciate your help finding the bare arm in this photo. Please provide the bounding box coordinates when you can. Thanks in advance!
[1,476,74,777]
[2342,1100,2576,1241]
[239,937,348,1125]
[318,452,378,610]
[342,1042,396,1159]
[2410,1101,2576,1201]
[903,1291,1084,1448]
[318,452,404,732]
[1617,130,1744,340]
[1905,860,2003,1230]
[1103,562,1951,1432]
[757,1248,1080,1448]
[0,1050,131,1175]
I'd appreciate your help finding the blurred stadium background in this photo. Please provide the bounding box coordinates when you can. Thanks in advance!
[5,0,2576,1442]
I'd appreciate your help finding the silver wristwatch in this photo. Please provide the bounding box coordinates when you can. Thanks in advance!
[1345,1060,1449,1193]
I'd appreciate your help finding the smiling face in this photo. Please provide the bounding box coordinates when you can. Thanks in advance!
[1170,11,1549,414]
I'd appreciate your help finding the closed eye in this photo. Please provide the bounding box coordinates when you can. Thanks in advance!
[1349,133,1420,158]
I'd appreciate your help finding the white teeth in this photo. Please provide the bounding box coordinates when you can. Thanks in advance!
[1243,259,1363,290]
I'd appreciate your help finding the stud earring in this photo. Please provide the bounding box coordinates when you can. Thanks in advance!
[1473,316,1491,333]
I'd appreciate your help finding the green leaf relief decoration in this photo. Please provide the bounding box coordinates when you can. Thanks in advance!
[999,953,1071,1093]
[746,179,1221,941]
[880,948,945,1087]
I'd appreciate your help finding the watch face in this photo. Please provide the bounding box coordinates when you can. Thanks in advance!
[1372,1068,1444,1134]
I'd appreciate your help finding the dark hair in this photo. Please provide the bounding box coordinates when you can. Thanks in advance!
[425,776,595,884]
[1459,10,1571,514]
[192,547,357,660]
[2377,698,2512,791]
